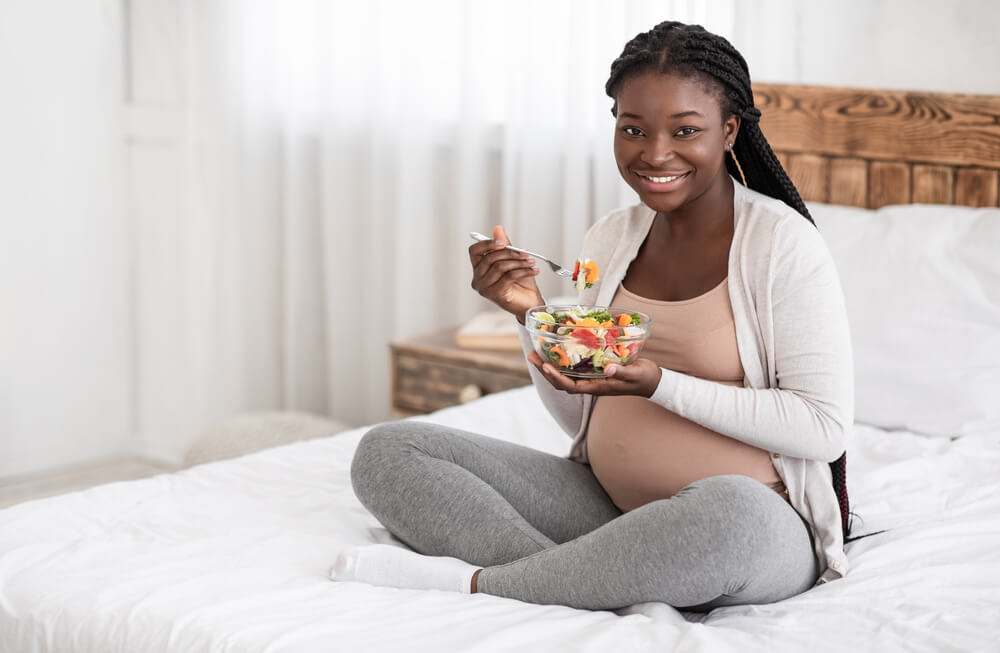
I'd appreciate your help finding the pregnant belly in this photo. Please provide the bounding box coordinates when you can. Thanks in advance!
[587,395,782,511]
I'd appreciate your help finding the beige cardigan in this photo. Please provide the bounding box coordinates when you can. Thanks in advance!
[518,181,854,582]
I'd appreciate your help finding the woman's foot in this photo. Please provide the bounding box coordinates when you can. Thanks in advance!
[330,544,479,594]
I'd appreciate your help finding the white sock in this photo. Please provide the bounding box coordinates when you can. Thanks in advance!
[330,544,479,594]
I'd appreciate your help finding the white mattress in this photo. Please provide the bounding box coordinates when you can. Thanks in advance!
[2,386,999,652]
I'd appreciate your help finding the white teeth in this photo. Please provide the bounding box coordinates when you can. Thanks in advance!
[642,173,683,183]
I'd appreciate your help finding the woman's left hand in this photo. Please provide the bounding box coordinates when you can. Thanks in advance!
[527,352,662,398]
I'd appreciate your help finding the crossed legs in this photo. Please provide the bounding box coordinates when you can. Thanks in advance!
[344,421,817,611]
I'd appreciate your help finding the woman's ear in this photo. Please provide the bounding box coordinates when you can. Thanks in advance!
[724,114,741,146]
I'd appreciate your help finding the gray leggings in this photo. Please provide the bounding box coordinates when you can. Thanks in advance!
[350,421,818,611]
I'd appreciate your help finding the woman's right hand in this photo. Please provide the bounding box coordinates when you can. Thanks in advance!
[469,225,544,324]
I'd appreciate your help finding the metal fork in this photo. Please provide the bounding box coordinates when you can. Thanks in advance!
[470,232,574,278]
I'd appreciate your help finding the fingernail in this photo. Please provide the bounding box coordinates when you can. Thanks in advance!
[606,365,617,376]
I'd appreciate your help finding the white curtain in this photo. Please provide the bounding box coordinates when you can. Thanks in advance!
[138,0,737,461]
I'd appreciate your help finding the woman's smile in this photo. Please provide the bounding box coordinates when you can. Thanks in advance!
[634,170,691,190]
[613,71,739,216]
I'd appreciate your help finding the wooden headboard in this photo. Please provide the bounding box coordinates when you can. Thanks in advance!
[753,83,1000,208]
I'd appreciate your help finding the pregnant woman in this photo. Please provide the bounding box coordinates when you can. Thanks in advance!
[333,20,854,611]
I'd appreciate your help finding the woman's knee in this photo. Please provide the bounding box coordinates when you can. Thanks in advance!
[672,475,785,539]
[350,421,452,498]
[684,474,774,509]
[351,422,415,500]
[692,476,817,600]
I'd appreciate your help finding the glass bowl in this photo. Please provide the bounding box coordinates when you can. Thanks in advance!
[524,305,652,378]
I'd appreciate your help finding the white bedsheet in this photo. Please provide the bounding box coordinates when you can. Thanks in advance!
[2,386,999,652]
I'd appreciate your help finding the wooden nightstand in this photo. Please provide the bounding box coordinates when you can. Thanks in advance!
[390,328,531,417]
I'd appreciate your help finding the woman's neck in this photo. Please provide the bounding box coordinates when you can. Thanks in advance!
[655,173,735,243]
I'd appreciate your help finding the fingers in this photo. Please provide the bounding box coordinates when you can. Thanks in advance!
[472,250,536,292]
[529,355,576,392]
[546,371,604,394]
[467,224,512,265]
[601,359,662,398]
[527,353,585,393]
[467,238,503,266]
[603,363,627,378]
[484,261,539,288]
[527,354,657,397]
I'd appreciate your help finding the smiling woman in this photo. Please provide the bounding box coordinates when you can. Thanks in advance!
[337,19,854,612]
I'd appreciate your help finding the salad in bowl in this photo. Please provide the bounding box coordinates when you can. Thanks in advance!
[525,305,652,378]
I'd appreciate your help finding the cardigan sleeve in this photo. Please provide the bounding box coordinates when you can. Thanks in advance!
[648,218,854,462]
[517,324,587,439]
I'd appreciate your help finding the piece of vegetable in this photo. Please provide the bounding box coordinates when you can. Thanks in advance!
[590,349,607,371]
[549,345,571,367]
[572,258,600,291]
[572,328,602,350]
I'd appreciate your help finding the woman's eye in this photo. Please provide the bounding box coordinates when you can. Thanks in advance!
[622,126,643,137]
[676,127,699,137]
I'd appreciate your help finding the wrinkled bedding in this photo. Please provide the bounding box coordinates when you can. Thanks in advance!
[2,387,998,652]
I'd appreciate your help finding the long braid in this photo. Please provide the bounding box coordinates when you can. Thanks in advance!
[606,22,814,225]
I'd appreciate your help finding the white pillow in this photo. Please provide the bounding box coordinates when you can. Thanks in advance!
[809,202,1000,437]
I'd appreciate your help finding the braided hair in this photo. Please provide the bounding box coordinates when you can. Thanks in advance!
[606,21,814,225]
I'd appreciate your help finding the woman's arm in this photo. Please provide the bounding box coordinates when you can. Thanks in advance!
[650,221,854,462]
[468,224,592,440]
[518,326,588,438]
[528,217,854,461]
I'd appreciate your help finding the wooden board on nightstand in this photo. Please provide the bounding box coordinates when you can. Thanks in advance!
[390,327,531,417]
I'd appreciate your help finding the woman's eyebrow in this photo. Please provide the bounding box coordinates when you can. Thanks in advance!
[617,110,704,119]
[668,110,703,119]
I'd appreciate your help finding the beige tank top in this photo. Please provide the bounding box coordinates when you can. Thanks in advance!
[587,278,783,511]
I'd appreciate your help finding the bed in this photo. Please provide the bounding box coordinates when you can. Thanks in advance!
[2,84,999,652]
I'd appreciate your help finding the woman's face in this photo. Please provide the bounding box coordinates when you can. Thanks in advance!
[613,71,739,215]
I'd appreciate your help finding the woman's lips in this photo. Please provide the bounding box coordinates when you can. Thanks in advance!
[635,171,690,190]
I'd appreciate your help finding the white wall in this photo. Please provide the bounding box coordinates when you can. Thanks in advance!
[729,0,1000,94]
[0,0,131,478]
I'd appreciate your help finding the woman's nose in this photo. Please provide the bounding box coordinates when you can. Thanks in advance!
[641,134,672,165]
